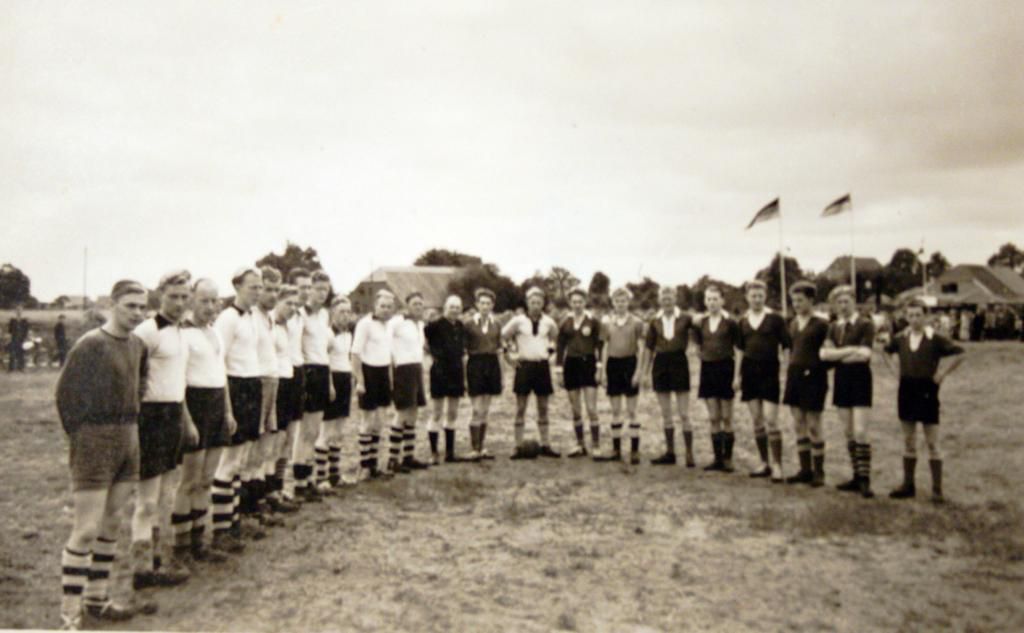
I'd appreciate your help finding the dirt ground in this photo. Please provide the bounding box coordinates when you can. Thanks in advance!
[2,343,1022,632]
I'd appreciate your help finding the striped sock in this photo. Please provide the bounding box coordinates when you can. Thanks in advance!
[211,479,234,535]
[856,443,872,480]
[61,547,90,618]
[402,424,415,460]
[370,434,380,469]
[388,425,403,463]
[846,440,857,475]
[611,421,623,439]
[292,463,307,491]
[358,433,373,469]
[328,445,341,481]
[811,441,825,475]
[171,511,193,549]
[231,475,242,530]
[190,508,208,548]
[314,447,329,484]
[83,538,115,606]
[282,459,296,497]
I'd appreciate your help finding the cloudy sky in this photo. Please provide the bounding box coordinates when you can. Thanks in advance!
[2,0,1022,301]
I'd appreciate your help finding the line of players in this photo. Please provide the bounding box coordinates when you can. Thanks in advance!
[53,267,966,630]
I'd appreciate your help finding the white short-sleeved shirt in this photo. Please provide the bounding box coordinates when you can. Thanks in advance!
[214,304,261,378]
[273,320,293,379]
[253,305,278,377]
[135,313,189,402]
[390,315,425,366]
[301,306,331,366]
[501,313,557,362]
[329,329,353,373]
[352,314,392,367]
[183,322,226,389]
[287,312,305,367]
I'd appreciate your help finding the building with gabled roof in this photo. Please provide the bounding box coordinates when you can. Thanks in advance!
[348,266,461,314]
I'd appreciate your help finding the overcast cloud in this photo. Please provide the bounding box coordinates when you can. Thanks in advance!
[2,0,1022,300]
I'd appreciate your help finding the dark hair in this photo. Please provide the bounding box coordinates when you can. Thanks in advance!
[111,279,147,301]
[704,284,722,297]
[789,280,816,300]
[288,267,312,284]
[905,299,929,313]
[311,270,331,284]
[405,292,424,304]
[260,266,282,284]
[745,280,767,292]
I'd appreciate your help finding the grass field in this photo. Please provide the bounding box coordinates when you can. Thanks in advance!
[1,343,1023,631]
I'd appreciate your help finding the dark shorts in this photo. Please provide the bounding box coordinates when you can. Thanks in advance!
[652,351,690,393]
[606,356,639,397]
[228,376,262,445]
[514,360,554,397]
[563,355,598,391]
[833,364,873,408]
[393,363,426,411]
[358,364,393,411]
[275,375,299,431]
[304,364,331,413]
[430,360,466,399]
[467,354,502,397]
[698,359,735,400]
[740,357,781,403]
[783,365,828,413]
[138,402,184,480]
[324,371,353,420]
[68,423,140,492]
[185,387,229,452]
[260,376,279,433]
[898,377,941,425]
[292,365,307,416]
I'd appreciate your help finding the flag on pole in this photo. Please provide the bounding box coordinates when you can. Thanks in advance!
[821,193,852,217]
[745,197,780,229]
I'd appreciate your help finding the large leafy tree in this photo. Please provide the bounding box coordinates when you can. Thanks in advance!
[544,266,580,308]
[626,277,660,310]
[414,249,482,267]
[587,271,611,309]
[447,263,523,312]
[987,243,1024,273]
[256,242,323,279]
[926,251,951,279]
[882,248,922,296]
[691,276,744,313]
[0,263,33,309]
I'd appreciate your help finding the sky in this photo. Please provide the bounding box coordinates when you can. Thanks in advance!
[2,0,1022,301]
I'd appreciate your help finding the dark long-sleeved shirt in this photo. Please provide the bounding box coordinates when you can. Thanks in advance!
[645,309,692,354]
[884,329,963,379]
[8,318,29,343]
[789,316,830,369]
[557,313,601,364]
[424,318,466,367]
[55,328,148,434]
[737,312,790,361]
[693,314,741,362]
[464,314,502,355]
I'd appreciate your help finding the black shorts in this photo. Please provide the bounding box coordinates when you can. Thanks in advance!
[783,365,828,413]
[324,371,353,420]
[467,354,502,397]
[652,351,690,393]
[228,376,262,445]
[898,377,940,425]
[358,364,393,411]
[740,357,781,403]
[185,387,229,452]
[606,356,639,397]
[275,375,298,431]
[304,364,331,413]
[563,355,598,391]
[698,359,735,400]
[514,360,554,397]
[138,402,184,480]
[393,363,426,411]
[833,364,873,408]
[68,423,140,492]
[430,360,466,399]
[292,365,307,415]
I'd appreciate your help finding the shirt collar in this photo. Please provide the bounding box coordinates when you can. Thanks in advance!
[910,326,934,340]
[231,303,249,315]
[155,313,176,329]
[839,313,859,326]
[656,307,681,320]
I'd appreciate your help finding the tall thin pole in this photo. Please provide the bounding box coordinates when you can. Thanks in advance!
[778,207,788,319]
[848,201,857,301]
[82,247,88,312]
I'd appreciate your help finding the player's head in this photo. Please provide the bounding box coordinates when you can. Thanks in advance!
[309,270,331,308]
[789,281,816,315]
[276,284,301,321]
[829,285,856,317]
[658,286,676,311]
[905,298,928,329]
[330,295,353,328]
[190,278,220,326]
[288,267,312,305]
[158,269,192,322]
[231,266,262,309]
[474,287,496,316]
[745,280,767,311]
[374,290,395,320]
[443,294,463,320]
[258,266,282,311]
[611,287,632,313]
[525,287,545,315]
[404,292,425,320]
[704,285,723,312]
[568,288,587,313]
[110,280,148,332]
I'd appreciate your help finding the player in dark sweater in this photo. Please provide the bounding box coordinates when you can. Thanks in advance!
[556,288,603,458]
[55,280,153,629]
[882,299,966,503]
[737,281,791,481]
[820,285,877,498]
[692,285,742,472]
[782,281,831,487]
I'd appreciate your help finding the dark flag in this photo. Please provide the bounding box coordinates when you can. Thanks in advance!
[745,198,780,229]
[821,193,852,217]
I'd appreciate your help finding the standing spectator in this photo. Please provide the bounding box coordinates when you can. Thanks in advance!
[55,315,70,367]
[971,308,985,341]
[7,305,29,371]
[958,309,972,342]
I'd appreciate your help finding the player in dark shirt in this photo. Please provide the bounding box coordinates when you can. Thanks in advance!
[7,306,29,371]
[821,285,876,498]
[782,281,831,487]
[556,288,603,458]
[736,281,791,481]
[425,296,467,463]
[882,299,966,503]
[692,286,742,472]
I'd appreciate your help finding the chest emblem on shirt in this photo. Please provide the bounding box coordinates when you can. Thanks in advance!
[581,325,591,337]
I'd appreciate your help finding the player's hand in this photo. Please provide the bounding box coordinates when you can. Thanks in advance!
[329,384,337,402]
[631,372,641,389]
[185,421,200,448]
[225,412,238,436]
[356,379,366,396]
[933,372,945,386]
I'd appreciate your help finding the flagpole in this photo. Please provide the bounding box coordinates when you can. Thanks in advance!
[82,247,88,313]
[778,207,788,318]
[848,199,856,301]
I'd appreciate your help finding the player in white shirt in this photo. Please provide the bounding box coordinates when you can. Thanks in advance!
[280,269,311,502]
[389,293,430,474]
[317,296,355,490]
[501,287,561,459]
[266,285,302,512]
[294,270,334,501]
[130,270,197,590]
[352,290,396,479]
